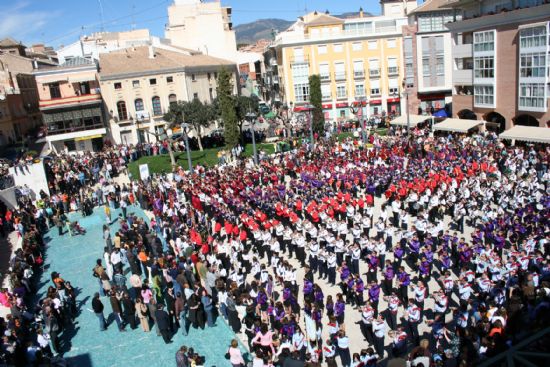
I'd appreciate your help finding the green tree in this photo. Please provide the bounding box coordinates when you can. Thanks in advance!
[179,98,216,151]
[216,68,239,148]
[308,74,325,136]
[162,103,186,167]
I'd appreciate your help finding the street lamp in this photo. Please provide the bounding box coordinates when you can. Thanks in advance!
[402,86,411,136]
[245,111,258,165]
[349,97,368,144]
[181,122,193,174]
[303,103,314,151]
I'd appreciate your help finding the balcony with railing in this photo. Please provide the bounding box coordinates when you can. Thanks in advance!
[334,72,346,81]
[39,92,102,110]
[388,66,399,76]
[354,70,365,79]
[320,73,331,82]
[369,69,381,78]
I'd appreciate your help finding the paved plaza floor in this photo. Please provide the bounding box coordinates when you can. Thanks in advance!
[38,206,244,367]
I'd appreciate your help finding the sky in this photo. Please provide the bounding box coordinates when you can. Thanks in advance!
[0,0,395,48]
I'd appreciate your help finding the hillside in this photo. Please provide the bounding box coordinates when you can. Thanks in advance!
[235,12,373,44]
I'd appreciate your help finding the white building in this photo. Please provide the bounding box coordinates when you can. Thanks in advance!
[56,29,153,64]
[165,0,238,62]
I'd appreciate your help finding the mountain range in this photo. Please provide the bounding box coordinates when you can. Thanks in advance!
[234,12,373,45]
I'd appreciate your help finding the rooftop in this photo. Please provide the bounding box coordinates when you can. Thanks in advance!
[0,37,22,48]
[98,46,235,78]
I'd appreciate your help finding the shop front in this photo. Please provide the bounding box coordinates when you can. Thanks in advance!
[386,97,401,116]
[369,100,382,116]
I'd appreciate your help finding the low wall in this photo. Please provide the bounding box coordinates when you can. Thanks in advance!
[8,160,50,199]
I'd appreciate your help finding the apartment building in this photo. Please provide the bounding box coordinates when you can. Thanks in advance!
[447,0,550,130]
[99,45,236,145]
[402,0,461,116]
[34,57,106,153]
[0,38,50,145]
[165,0,238,62]
[272,0,418,121]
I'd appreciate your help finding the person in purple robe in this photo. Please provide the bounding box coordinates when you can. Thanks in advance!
[334,294,346,324]
[368,282,381,314]
[382,261,394,296]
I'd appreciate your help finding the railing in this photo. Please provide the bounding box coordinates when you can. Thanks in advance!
[388,66,399,76]
[322,95,332,101]
[369,69,380,77]
[320,73,331,82]
[290,56,309,65]
[39,93,101,109]
[354,70,365,79]
[334,72,346,81]
[336,93,347,100]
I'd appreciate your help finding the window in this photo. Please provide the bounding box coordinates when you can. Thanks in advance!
[519,83,546,109]
[191,74,196,82]
[321,84,331,100]
[209,88,214,102]
[370,80,380,96]
[193,93,199,100]
[369,59,380,77]
[352,42,362,51]
[353,60,364,78]
[333,44,343,53]
[334,62,346,80]
[436,57,445,75]
[152,96,162,115]
[114,82,122,90]
[79,82,90,95]
[473,31,495,52]
[48,83,61,99]
[355,83,365,97]
[294,47,304,62]
[207,73,211,81]
[422,58,431,76]
[474,56,494,78]
[336,85,347,99]
[134,98,144,112]
[167,76,174,83]
[387,39,396,48]
[168,94,178,106]
[132,80,140,88]
[149,78,157,85]
[388,58,398,75]
[319,64,330,81]
[117,101,128,120]
[520,26,547,49]
[292,63,309,84]
[318,45,327,54]
[214,72,218,79]
[520,53,546,77]
[474,85,494,106]
[418,13,454,32]
[368,40,377,50]
[388,79,399,95]
[294,83,310,102]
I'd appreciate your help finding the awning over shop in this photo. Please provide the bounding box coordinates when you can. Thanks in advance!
[390,114,429,127]
[45,128,107,143]
[433,118,484,132]
[498,126,550,144]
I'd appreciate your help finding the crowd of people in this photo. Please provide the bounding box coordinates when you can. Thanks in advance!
[0,123,548,367]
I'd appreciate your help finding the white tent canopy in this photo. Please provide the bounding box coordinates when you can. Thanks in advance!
[390,114,430,127]
[433,118,484,133]
[499,126,550,144]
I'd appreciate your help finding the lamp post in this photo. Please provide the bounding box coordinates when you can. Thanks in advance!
[303,103,314,151]
[136,116,143,144]
[246,111,258,165]
[402,88,411,136]
[181,122,193,173]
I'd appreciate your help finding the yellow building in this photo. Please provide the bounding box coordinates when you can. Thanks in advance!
[273,0,418,121]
